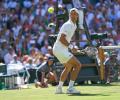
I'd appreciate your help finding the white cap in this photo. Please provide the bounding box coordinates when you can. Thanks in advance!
[69,8,79,14]
[13,54,17,57]
[48,46,52,50]
[30,40,35,44]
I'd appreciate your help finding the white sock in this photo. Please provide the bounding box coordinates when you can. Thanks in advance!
[68,80,75,89]
[58,81,64,88]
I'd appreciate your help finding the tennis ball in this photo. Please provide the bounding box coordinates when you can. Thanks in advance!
[48,7,54,14]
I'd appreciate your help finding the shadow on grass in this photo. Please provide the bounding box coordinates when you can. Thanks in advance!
[68,93,109,96]
[78,83,120,87]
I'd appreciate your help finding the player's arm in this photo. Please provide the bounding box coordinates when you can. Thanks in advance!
[59,33,69,47]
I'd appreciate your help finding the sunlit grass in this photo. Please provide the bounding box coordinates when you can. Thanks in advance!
[0,83,120,100]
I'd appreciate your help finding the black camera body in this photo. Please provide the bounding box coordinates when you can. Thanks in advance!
[90,33,108,40]
[62,0,72,4]
[48,34,58,47]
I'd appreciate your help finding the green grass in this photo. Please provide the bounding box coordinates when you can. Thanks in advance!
[0,83,120,100]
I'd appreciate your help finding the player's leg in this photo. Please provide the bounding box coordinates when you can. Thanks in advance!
[60,63,73,82]
[55,63,73,94]
[69,56,81,81]
[67,56,81,94]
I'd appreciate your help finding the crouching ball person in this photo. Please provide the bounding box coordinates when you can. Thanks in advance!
[35,57,58,88]
[53,8,82,94]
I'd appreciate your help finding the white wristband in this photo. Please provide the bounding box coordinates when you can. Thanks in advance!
[68,44,74,49]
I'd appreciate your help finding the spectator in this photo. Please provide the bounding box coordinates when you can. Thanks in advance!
[0,40,8,62]
[10,54,22,64]
[25,57,36,70]
[104,52,120,84]
[40,42,49,55]
[4,46,16,65]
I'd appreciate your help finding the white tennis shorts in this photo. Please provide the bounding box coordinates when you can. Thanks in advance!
[53,42,73,64]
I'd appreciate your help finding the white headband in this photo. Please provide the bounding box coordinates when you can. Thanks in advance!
[69,8,79,14]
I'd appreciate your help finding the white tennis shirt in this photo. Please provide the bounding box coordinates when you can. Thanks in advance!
[53,19,77,63]
[56,19,77,45]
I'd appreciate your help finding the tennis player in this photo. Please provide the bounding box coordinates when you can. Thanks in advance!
[53,8,81,94]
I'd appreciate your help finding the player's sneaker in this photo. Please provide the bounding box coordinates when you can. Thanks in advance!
[55,87,63,94]
[66,87,80,94]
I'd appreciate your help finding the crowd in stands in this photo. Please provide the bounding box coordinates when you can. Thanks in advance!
[0,0,56,64]
[83,0,120,47]
[0,0,120,86]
